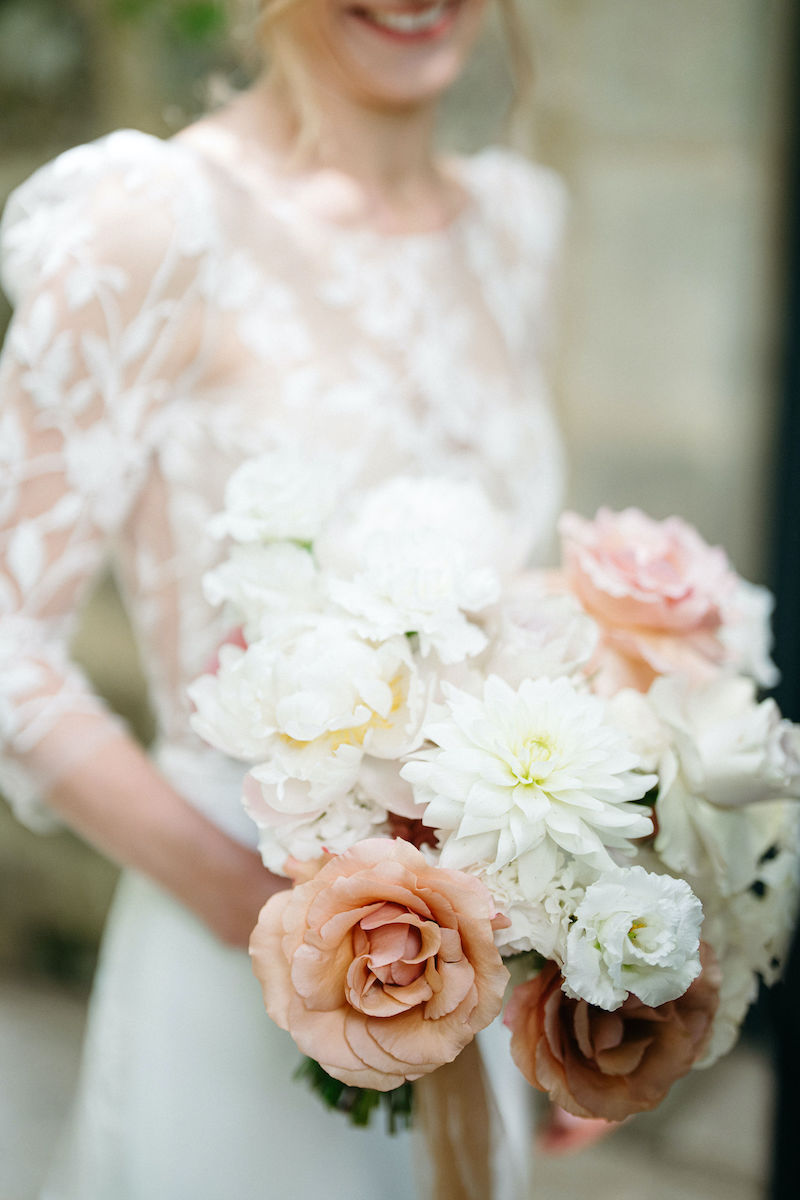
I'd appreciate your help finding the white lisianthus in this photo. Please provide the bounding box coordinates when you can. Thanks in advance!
[690,801,800,1066]
[208,449,344,544]
[326,529,498,663]
[696,896,770,1068]
[563,866,703,1011]
[190,617,430,798]
[656,780,797,900]
[648,676,800,895]
[401,675,654,891]
[203,542,321,637]
[651,675,800,809]
[486,579,599,686]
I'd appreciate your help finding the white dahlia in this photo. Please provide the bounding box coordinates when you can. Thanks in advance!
[401,675,654,890]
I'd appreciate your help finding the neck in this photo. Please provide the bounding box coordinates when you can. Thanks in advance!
[232,75,462,233]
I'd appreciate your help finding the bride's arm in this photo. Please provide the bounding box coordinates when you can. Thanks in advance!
[48,735,287,947]
[0,139,285,947]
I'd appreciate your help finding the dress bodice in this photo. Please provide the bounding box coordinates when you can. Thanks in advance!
[0,126,566,829]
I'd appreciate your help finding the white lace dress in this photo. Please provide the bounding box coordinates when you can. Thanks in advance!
[0,127,566,1199]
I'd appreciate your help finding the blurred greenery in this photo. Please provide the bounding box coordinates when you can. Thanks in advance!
[109,0,228,40]
[0,0,253,160]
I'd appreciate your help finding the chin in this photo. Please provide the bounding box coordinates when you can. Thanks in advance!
[293,0,490,110]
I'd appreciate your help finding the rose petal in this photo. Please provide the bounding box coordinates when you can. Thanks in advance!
[506,948,721,1121]
[249,838,507,1090]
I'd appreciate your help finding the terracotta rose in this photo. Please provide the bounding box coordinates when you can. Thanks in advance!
[504,944,721,1122]
[250,837,509,1091]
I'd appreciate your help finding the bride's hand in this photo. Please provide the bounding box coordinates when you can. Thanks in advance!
[537,1105,621,1156]
[194,843,290,949]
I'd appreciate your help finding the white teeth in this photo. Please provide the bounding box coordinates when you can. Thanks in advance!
[366,3,450,34]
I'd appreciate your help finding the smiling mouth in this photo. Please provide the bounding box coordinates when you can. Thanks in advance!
[347,2,460,42]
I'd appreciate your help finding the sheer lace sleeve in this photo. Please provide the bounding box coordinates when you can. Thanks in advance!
[0,131,217,829]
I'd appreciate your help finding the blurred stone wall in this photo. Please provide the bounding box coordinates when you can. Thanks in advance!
[524,0,794,579]
[0,0,794,977]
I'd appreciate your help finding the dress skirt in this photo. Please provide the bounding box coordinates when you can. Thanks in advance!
[42,868,418,1199]
[41,745,532,1200]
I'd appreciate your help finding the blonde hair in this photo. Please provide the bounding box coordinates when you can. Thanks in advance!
[256,1,320,155]
[254,0,532,148]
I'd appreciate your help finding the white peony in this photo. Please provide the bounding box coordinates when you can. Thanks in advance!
[401,675,654,892]
[248,742,364,811]
[208,449,344,544]
[326,529,498,663]
[563,866,703,1011]
[189,617,431,802]
[189,640,280,763]
[202,542,321,638]
[357,755,425,819]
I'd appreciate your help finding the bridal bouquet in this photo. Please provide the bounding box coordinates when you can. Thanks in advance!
[189,452,800,1126]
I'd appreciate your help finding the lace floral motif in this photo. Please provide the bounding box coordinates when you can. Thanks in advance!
[0,129,566,831]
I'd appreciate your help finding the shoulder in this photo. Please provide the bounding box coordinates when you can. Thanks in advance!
[0,130,219,306]
[461,147,568,261]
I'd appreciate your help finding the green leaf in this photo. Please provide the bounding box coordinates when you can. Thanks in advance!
[171,1,227,41]
[294,1057,414,1133]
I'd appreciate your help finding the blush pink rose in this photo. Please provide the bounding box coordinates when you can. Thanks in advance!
[504,945,721,1122]
[250,837,509,1091]
[559,509,738,692]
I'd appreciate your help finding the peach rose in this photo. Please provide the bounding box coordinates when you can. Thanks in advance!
[504,944,721,1121]
[250,837,509,1091]
[559,509,737,692]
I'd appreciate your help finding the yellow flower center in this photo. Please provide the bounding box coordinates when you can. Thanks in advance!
[517,733,557,784]
[277,672,407,752]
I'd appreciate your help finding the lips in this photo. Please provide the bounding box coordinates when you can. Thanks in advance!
[347,2,460,43]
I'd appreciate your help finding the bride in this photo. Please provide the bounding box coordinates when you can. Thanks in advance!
[0,1,568,1195]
